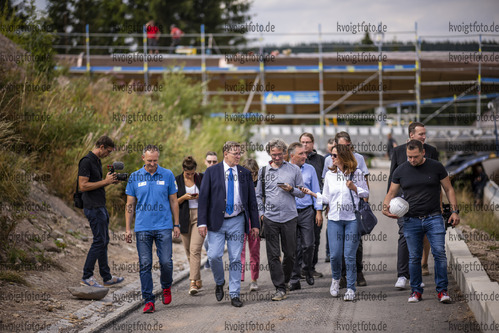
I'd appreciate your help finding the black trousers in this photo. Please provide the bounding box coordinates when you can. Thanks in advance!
[397,217,410,278]
[291,206,315,283]
[264,216,297,292]
[82,207,112,281]
[311,219,322,270]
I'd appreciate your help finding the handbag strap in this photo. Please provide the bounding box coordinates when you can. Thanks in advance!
[347,172,357,211]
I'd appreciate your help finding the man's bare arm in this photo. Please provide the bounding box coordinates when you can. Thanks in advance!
[440,176,460,226]
[125,195,136,243]
[79,173,116,192]
[382,182,401,219]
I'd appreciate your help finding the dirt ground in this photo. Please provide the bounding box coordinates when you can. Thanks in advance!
[0,181,193,332]
[456,223,499,283]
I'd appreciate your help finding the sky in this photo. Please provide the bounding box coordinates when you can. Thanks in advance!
[32,0,499,45]
[248,0,499,45]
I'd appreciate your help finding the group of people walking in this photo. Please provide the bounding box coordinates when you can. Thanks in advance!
[77,122,461,314]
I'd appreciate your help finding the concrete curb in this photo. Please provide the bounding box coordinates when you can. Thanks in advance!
[39,258,208,333]
[446,227,499,332]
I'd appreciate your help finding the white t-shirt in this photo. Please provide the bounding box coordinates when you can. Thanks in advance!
[185,184,199,209]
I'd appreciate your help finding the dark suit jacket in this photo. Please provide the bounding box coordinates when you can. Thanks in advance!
[387,142,439,192]
[175,172,203,234]
[198,162,260,234]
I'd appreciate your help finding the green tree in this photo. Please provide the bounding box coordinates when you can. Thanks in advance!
[46,0,252,54]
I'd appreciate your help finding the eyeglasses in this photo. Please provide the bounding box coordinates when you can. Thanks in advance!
[331,154,338,158]
[270,153,284,158]
[228,151,242,156]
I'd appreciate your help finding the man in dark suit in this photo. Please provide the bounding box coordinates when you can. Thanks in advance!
[388,122,439,290]
[198,141,260,307]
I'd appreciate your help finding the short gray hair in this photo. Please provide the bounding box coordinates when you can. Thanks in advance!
[287,142,303,156]
[143,144,160,155]
[266,138,287,155]
[223,141,241,153]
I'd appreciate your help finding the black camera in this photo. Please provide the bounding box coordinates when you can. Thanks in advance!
[442,203,453,229]
[107,161,128,181]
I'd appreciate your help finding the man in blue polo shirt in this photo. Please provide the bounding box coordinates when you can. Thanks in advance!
[125,145,180,314]
[288,142,322,290]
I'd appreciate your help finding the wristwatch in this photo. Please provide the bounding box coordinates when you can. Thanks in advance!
[174,224,180,228]
[451,210,459,214]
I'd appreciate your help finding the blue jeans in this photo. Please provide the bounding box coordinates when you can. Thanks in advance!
[403,215,447,294]
[136,229,173,304]
[327,219,359,291]
[207,214,245,299]
[82,207,112,281]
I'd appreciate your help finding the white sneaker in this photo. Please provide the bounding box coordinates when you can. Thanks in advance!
[420,282,425,288]
[395,276,407,289]
[249,281,259,292]
[344,288,355,301]
[330,279,340,297]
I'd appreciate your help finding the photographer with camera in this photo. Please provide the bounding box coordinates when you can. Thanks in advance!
[78,135,125,288]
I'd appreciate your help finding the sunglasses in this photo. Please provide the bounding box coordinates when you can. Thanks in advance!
[332,154,338,158]
[206,160,217,164]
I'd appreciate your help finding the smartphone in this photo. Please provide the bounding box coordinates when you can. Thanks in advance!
[277,182,285,186]
[191,193,199,198]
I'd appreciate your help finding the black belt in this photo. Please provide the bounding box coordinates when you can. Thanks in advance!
[224,211,244,219]
[407,212,441,220]
[297,205,313,213]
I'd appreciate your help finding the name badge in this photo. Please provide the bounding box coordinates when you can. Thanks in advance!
[138,181,147,187]
[157,180,165,185]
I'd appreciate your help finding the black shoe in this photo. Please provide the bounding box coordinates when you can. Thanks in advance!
[357,272,367,286]
[306,271,315,285]
[215,281,225,301]
[311,270,323,278]
[289,281,301,291]
[231,297,243,307]
[325,255,330,262]
[339,276,347,289]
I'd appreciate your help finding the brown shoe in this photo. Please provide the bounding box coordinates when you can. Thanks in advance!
[421,264,430,276]
[196,280,203,290]
[189,280,198,295]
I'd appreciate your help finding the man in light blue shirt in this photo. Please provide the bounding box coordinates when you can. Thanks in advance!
[288,142,323,290]
[125,145,180,314]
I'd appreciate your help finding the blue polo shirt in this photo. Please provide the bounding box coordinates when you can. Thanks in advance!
[295,163,322,210]
[125,165,177,232]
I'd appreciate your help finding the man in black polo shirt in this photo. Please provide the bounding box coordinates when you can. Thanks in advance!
[383,140,460,303]
[299,132,324,278]
[78,135,124,288]
[388,122,439,288]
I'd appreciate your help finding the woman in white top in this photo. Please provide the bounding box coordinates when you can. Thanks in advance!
[301,144,368,301]
[176,156,204,295]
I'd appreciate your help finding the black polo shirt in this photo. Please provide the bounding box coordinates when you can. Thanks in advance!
[78,151,106,209]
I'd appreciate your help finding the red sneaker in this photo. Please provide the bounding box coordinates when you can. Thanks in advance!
[438,290,451,303]
[408,291,422,303]
[143,302,155,313]
[162,287,172,305]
